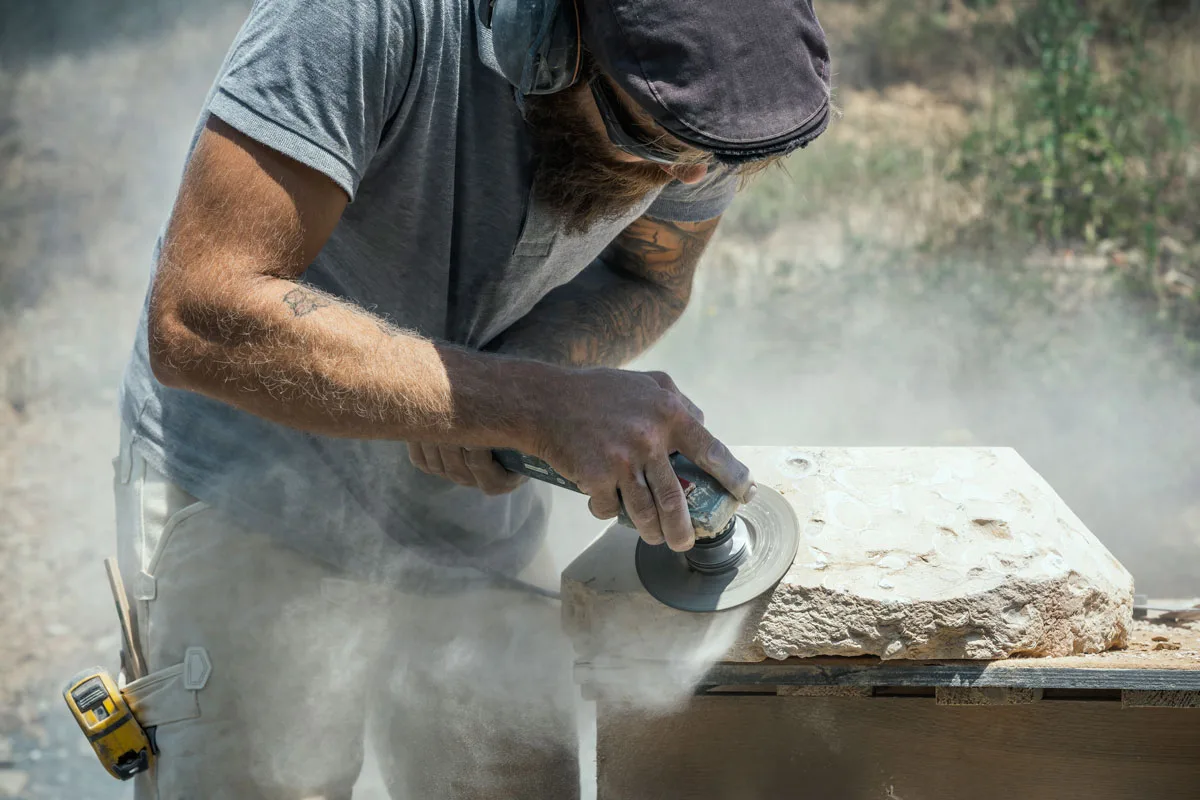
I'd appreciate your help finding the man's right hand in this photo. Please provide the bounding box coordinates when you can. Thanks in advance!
[533,368,754,552]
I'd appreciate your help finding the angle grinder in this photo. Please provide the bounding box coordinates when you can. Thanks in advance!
[493,449,800,612]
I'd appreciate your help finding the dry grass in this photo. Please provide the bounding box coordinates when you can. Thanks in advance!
[720,0,1200,357]
[722,82,978,250]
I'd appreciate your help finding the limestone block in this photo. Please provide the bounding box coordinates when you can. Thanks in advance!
[562,447,1134,668]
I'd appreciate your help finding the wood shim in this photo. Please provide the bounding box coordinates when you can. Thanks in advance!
[1121,690,1200,709]
[936,687,1043,706]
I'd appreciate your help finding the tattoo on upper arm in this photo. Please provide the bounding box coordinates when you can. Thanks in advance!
[487,216,721,368]
[607,216,721,292]
[282,287,331,317]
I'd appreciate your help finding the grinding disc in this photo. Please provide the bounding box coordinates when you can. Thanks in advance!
[635,486,800,612]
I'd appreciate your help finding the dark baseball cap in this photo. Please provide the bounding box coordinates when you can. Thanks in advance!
[578,0,832,163]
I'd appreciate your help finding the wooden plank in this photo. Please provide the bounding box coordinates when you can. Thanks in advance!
[578,659,1200,692]
[596,696,1200,800]
[700,661,1200,691]
[778,685,873,698]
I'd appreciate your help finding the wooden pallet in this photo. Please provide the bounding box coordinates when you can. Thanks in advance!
[584,614,1200,800]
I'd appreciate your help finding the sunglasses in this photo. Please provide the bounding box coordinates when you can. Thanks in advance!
[588,75,693,166]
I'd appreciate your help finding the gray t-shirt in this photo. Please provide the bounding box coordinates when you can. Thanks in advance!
[119,0,737,588]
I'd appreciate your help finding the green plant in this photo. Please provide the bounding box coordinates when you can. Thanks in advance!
[959,0,1187,247]
[952,0,1198,352]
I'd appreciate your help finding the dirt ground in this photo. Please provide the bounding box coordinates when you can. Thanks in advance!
[0,10,237,798]
[1,3,1198,799]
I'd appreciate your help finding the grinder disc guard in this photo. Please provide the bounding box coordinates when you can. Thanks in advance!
[635,486,800,612]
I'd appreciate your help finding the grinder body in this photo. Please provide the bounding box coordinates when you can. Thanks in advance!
[493,448,800,612]
[491,449,740,538]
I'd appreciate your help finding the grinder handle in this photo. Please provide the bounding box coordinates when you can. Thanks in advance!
[491,449,740,538]
[491,449,583,493]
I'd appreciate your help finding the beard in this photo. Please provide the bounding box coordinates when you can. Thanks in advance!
[522,85,675,235]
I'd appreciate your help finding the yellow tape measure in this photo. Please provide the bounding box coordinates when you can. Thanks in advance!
[63,668,154,780]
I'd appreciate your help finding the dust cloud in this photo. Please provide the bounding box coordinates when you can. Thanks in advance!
[641,238,1200,596]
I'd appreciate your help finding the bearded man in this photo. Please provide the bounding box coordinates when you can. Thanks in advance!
[111,0,831,796]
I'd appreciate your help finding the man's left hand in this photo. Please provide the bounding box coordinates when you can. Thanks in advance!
[408,444,527,495]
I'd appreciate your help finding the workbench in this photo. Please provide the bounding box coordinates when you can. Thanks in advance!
[577,614,1200,800]
[559,447,1198,799]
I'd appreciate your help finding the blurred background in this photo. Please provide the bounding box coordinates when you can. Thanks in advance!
[1,0,1198,797]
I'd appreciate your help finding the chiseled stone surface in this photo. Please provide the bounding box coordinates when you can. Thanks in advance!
[562,447,1134,665]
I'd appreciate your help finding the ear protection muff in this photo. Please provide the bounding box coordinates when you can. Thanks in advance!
[481,0,582,95]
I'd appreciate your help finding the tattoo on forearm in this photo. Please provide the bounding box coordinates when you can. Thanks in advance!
[282,287,331,317]
[487,216,720,367]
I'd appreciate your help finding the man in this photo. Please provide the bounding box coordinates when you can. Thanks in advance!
[112,0,830,796]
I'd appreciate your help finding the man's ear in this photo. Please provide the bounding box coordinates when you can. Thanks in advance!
[664,164,710,185]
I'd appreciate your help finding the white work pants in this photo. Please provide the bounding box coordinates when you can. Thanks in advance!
[112,424,580,799]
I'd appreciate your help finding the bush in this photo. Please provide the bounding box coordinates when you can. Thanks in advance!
[959,1,1190,245]
[953,0,1199,347]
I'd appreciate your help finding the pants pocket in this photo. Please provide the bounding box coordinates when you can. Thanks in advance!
[144,498,210,579]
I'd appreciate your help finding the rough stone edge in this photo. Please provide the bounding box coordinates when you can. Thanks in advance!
[751,574,1134,661]
[564,569,1134,665]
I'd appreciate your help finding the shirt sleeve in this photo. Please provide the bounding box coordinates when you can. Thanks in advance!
[206,0,414,200]
[643,165,739,222]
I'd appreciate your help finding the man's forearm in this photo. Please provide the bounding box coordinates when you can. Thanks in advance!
[485,216,720,367]
[150,276,555,450]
